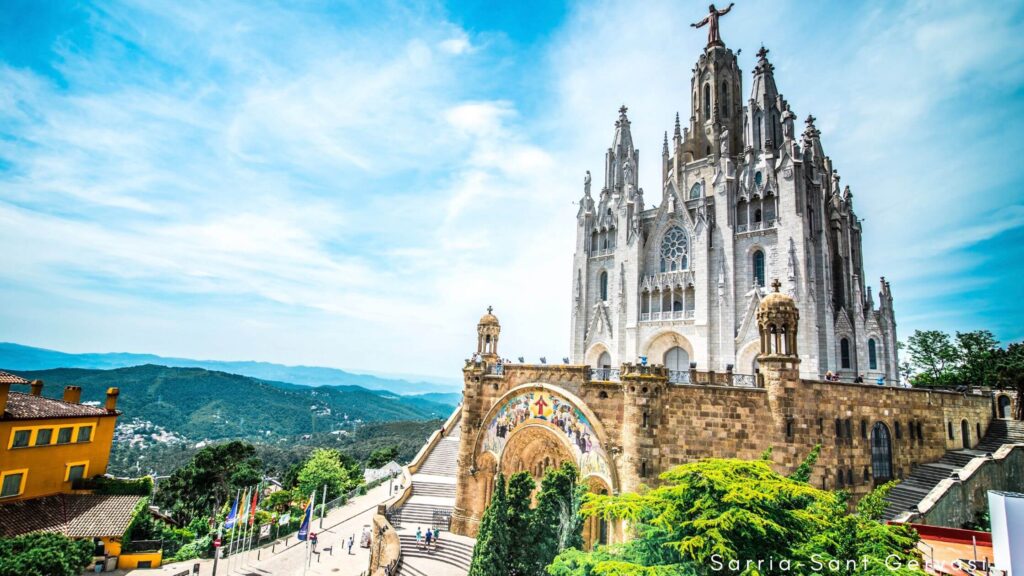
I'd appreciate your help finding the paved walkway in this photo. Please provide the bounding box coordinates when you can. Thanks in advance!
[129,481,400,576]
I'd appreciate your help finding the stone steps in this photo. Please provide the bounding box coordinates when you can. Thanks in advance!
[413,481,456,499]
[882,419,1024,521]
[399,534,473,572]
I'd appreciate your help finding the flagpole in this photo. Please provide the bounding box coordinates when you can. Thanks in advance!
[241,484,255,570]
[245,482,260,568]
[225,488,240,575]
[232,487,247,574]
[302,489,316,576]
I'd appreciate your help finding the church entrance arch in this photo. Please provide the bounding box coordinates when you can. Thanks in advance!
[736,340,760,375]
[642,331,695,369]
[475,383,618,492]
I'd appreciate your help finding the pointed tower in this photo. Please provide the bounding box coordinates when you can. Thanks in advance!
[605,105,639,198]
[748,46,784,153]
[680,39,743,162]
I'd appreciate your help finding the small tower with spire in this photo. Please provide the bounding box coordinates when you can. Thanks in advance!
[477,306,500,361]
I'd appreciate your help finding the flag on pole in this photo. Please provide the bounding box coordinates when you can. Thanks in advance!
[248,485,260,526]
[297,492,315,541]
[239,487,250,525]
[224,492,240,529]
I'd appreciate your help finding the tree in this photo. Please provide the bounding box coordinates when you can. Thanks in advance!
[468,474,510,576]
[904,330,958,387]
[507,472,537,575]
[549,456,925,575]
[155,440,263,525]
[530,462,585,575]
[954,330,999,386]
[0,533,93,576]
[296,448,352,501]
[366,445,400,469]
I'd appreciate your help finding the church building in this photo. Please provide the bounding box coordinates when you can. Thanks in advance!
[569,22,898,384]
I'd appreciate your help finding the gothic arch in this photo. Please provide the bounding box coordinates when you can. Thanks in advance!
[736,339,760,375]
[472,383,619,491]
[641,331,696,368]
[584,343,612,368]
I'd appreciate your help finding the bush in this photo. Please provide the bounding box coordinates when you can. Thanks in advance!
[0,533,93,576]
[72,475,153,496]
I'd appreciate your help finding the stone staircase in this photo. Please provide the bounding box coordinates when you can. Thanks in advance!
[882,419,1024,521]
[393,422,472,576]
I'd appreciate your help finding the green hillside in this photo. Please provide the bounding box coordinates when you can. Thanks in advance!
[7,365,456,442]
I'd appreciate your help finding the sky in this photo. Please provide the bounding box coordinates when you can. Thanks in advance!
[0,0,1022,381]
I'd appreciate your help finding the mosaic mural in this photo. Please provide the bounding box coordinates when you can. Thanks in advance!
[481,388,613,486]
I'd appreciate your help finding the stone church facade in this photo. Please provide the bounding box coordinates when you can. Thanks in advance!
[569,38,898,384]
[449,34,1007,548]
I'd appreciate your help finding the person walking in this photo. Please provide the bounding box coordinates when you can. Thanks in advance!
[347,534,354,555]
[310,532,318,553]
[425,528,433,549]
[415,527,423,550]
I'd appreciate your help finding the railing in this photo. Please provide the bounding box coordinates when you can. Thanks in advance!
[591,368,620,382]
[732,374,757,387]
[640,310,695,322]
[668,370,690,384]
[735,218,777,234]
[489,363,504,376]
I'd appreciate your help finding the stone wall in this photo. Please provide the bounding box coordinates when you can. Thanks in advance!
[367,509,401,576]
[452,358,1000,539]
[915,444,1024,528]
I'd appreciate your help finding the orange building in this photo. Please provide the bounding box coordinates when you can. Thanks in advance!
[0,371,121,501]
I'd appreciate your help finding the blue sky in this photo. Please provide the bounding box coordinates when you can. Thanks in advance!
[1,0,1022,379]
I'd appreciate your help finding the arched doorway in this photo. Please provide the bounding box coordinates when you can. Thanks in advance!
[961,419,971,449]
[500,425,575,482]
[664,346,689,371]
[582,476,613,550]
[998,395,1012,419]
[597,351,611,369]
[870,422,893,483]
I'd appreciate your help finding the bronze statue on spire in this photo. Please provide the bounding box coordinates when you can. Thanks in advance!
[691,3,735,47]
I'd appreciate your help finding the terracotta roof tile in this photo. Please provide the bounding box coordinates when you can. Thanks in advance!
[0,494,142,538]
[0,371,29,384]
[3,391,114,421]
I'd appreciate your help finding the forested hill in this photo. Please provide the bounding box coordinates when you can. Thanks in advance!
[7,365,456,442]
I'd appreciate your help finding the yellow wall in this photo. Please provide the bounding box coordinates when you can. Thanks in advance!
[117,551,162,569]
[0,415,118,501]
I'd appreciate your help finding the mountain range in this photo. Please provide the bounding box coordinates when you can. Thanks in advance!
[6,365,457,442]
[0,342,460,395]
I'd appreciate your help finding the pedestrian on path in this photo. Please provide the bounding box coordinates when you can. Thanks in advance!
[310,532,318,553]
[416,527,423,549]
[425,528,433,548]
[347,534,354,555]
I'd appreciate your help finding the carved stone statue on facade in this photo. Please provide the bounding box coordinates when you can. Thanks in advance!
[584,170,592,196]
[782,104,796,140]
[691,3,735,47]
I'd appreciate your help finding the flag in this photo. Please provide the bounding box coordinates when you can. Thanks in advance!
[297,492,315,541]
[224,493,240,529]
[238,488,250,525]
[248,486,260,526]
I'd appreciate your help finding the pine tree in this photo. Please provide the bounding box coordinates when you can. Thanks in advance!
[528,462,584,575]
[468,473,510,576]
[506,472,536,575]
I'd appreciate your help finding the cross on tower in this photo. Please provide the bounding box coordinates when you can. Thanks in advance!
[487,305,493,314]
[771,278,782,293]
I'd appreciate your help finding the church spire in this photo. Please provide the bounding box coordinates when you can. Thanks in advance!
[749,45,782,152]
[605,105,639,194]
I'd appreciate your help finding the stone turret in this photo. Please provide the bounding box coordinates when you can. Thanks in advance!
[476,306,500,361]
[758,279,801,431]
[618,364,668,492]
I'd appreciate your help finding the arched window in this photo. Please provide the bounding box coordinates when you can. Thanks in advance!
[753,111,762,149]
[703,83,711,119]
[736,199,748,225]
[868,339,878,370]
[752,250,765,287]
[754,208,762,223]
[754,171,763,188]
[599,271,609,301]
[840,338,851,369]
[664,347,690,372]
[689,182,702,199]
[999,395,1012,419]
[961,419,971,449]
[660,226,688,272]
[947,421,954,440]
[607,227,616,250]
[721,81,729,118]
[596,351,611,369]
[871,422,893,482]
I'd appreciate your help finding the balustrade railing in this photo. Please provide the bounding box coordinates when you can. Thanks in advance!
[736,218,778,235]
[640,310,695,322]
[668,370,690,384]
[732,374,757,387]
[591,368,620,382]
